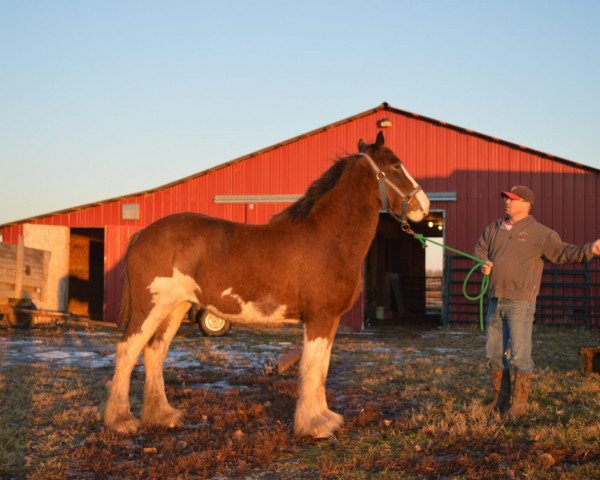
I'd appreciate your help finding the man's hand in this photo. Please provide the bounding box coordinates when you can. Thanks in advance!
[481,261,493,275]
[592,239,600,256]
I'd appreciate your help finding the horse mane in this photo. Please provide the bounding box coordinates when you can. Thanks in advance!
[270,155,353,223]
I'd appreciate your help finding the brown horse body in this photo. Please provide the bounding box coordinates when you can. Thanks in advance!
[104,132,429,438]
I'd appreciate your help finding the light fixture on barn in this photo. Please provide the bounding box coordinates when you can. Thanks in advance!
[377,118,392,128]
[122,203,140,221]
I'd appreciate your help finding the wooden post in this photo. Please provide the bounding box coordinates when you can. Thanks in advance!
[40,250,51,302]
[14,235,25,298]
[579,347,600,374]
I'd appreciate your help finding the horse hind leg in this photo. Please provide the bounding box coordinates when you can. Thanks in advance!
[104,308,164,433]
[140,301,190,428]
[294,319,343,438]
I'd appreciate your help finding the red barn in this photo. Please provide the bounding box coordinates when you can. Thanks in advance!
[2,102,599,330]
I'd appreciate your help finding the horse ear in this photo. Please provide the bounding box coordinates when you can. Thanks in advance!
[357,139,366,152]
[375,131,385,149]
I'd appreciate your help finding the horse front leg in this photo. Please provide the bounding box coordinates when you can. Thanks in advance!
[140,302,190,428]
[294,319,343,438]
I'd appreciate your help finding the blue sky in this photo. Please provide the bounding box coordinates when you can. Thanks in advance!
[1,0,599,225]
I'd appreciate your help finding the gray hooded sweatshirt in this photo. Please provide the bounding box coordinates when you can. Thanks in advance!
[474,216,595,302]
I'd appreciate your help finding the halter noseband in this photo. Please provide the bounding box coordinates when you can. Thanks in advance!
[358,152,423,234]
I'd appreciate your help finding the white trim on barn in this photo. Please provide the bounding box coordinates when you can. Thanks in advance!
[213,192,457,204]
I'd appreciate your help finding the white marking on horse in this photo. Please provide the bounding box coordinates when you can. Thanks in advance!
[122,269,199,371]
[401,164,430,221]
[294,328,342,437]
[299,334,330,412]
[148,268,200,311]
[206,288,288,324]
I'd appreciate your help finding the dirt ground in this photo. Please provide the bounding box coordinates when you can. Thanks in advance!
[1,320,599,479]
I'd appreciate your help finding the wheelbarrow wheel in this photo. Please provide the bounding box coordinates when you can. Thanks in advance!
[7,304,34,328]
[196,309,231,337]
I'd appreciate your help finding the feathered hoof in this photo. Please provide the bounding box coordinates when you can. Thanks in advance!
[141,405,184,428]
[322,408,344,427]
[105,414,140,434]
[294,409,344,438]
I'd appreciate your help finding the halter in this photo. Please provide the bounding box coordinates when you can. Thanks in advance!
[358,152,423,235]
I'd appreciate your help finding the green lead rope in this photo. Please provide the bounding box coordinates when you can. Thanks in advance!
[413,233,490,331]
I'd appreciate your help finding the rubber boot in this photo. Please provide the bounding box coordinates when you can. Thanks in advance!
[506,372,532,418]
[485,369,511,412]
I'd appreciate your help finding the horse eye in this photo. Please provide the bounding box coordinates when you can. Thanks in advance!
[393,163,402,170]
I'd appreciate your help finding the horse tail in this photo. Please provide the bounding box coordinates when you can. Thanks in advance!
[119,231,141,331]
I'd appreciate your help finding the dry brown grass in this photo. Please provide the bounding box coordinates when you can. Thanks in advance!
[0,323,598,479]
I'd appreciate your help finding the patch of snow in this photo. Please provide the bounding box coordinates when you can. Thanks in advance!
[34,351,71,361]
[184,381,249,391]
[431,347,459,355]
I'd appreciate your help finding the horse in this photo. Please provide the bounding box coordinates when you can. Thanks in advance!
[103,131,430,438]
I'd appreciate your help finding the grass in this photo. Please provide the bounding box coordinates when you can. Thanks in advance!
[0,322,598,479]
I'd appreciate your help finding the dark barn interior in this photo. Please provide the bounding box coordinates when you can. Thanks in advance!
[365,212,444,327]
[68,228,104,320]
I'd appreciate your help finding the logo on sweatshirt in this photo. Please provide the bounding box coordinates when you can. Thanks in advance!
[517,232,529,241]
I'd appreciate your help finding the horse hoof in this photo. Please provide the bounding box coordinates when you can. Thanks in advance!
[294,411,344,439]
[106,416,140,434]
[322,409,344,428]
[309,419,336,439]
[141,407,184,428]
[163,408,184,428]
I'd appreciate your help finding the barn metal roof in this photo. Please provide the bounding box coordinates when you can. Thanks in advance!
[2,102,598,228]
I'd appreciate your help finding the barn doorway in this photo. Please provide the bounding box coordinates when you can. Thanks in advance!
[365,211,445,328]
[68,228,104,320]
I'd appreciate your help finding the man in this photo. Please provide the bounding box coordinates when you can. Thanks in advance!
[474,185,600,418]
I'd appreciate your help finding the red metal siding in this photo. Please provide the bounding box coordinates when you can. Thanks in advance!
[0,224,24,244]
[2,105,599,329]
[104,225,142,323]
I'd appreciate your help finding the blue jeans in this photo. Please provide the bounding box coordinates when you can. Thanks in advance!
[485,298,536,373]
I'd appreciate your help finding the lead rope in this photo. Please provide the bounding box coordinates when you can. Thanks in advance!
[412,234,489,331]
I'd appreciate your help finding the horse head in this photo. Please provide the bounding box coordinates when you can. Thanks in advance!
[358,131,430,223]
